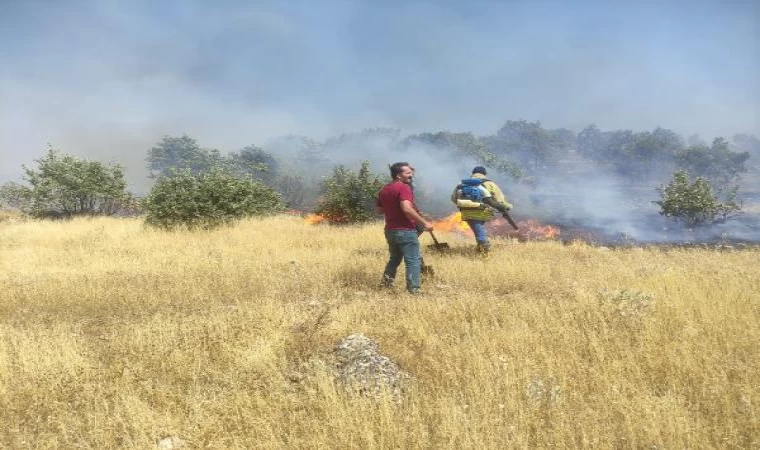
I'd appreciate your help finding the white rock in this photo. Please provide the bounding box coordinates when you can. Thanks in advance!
[157,436,184,449]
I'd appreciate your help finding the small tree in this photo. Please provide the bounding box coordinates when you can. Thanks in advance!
[143,168,285,230]
[226,145,279,185]
[655,170,741,226]
[315,161,385,224]
[496,120,553,171]
[675,137,749,185]
[0,148,132,218]
[146,135,226,178]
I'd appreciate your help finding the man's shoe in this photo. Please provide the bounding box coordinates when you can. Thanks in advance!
[380,275,395,288]
[407,288,423,296]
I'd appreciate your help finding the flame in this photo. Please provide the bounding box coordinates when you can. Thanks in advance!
[432,212,472,234]
[485,217,560,240]
[431,212,560,241]
[513,219,561,240]
[304,213,327,225]
[304,208,560,240]
[304,213,349,224]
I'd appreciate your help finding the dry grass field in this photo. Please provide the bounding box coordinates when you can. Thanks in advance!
[1,215,758,448]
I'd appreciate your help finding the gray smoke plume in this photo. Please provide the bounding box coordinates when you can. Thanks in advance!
[1,1,758,242]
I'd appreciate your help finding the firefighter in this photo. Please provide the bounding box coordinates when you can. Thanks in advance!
[451,166,513,253]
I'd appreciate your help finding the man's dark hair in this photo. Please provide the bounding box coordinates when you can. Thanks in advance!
[389,162,410,179]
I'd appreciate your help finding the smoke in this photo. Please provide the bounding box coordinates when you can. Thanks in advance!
[1,1,758,240]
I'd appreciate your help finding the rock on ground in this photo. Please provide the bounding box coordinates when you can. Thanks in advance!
[332,333,411,399]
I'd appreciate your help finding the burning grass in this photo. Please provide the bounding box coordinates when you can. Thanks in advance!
[433,211,561,242]
[1,215,758,448]
[304,213,328,225]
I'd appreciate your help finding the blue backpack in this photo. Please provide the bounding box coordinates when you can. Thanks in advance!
[460,178,487,202]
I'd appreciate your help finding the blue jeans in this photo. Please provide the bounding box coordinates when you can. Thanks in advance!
[383,229,422,292]
[466,220,490,249]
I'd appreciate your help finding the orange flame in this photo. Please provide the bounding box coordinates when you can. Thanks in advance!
[431,212,561,241]
[432,212,472,234]
[304,213,327,225]
[510,219,560,240]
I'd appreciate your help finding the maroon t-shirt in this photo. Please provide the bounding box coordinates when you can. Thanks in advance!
[377,181,416,230]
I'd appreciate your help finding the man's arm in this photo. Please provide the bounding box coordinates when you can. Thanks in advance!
[483,183,517,229]
[401,200,433,231]
[486,182,513,210]
[483,197,510,213]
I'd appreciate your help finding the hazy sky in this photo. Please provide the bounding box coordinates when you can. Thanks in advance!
[1,0,758,184]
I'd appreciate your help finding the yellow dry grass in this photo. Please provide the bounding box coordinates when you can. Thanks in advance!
[1,215,758,448]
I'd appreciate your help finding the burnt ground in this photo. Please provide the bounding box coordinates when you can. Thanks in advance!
[484,210,760,250]
[485,157,760,250]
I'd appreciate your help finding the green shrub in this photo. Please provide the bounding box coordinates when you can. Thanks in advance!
[654,169,741,226]
[0,148,132,218]
[315,161,385,224]
[143,169,285,230]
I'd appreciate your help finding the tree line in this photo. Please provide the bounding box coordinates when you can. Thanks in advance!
[2,121,758,229]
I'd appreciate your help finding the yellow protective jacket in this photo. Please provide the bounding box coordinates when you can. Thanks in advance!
[450,173,512,221]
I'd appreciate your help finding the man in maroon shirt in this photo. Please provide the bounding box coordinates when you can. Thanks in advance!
[376,162,433,294]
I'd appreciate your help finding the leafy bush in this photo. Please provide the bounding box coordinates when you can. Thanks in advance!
[0,148,132,218]
[146,135,226,178]
[0,182,32,210]
[655,169,741,226]
[143,169,285,230]
[314,161,385,224]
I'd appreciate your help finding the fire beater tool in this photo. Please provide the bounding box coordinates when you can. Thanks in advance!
[428,230,450,251]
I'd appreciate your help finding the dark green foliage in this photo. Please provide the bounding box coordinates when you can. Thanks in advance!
[0,148,132,217]
[146,135,225,178]
[675,137,750,185]
[655,170,741,226]
[227,145,279,185]
[143,169,285,230]
[148,136,281,188]
[578,125,684,179]
[495,120,554,171]
[489,121,578,174]
[314,161,385,224]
